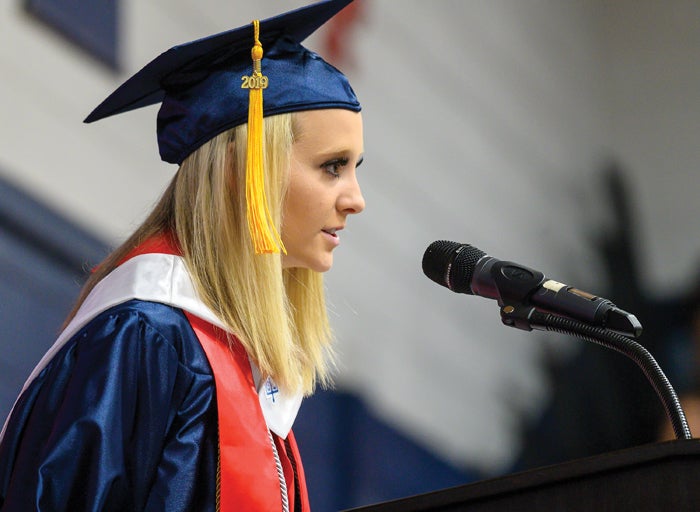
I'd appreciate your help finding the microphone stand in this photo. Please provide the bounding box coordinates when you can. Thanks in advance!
[500,304,692,441]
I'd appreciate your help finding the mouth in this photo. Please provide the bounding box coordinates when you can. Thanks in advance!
[322,227,339,238]
[321,227,343,246]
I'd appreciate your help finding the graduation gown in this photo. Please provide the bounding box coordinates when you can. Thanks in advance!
[0,242,309,511]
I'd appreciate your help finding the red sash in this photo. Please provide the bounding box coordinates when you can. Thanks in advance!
[122,235,310,511]
[187,313,309,512]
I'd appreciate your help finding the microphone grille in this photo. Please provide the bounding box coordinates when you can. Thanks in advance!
[422,240,485,294]
[450,244,486,293]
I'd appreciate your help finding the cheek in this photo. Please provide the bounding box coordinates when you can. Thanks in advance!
[283,179,314,235]
[286,174,320,219]
[283,167,340,236]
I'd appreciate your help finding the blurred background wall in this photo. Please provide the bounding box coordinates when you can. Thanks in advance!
[1,0,699,510]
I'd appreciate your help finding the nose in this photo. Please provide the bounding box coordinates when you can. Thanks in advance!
[338,172,365,215]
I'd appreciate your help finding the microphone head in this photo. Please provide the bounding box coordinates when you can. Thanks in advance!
[422,240,486,294]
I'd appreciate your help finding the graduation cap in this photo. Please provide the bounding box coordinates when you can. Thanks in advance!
[85,0,361,254]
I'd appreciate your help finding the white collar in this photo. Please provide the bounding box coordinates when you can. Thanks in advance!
[4,253,302,439]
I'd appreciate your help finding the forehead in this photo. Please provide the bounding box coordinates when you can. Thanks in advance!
[292,109,363,149]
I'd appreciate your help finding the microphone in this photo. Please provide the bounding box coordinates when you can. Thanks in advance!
[422,240,642,337]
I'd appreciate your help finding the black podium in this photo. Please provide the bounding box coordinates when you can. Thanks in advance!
[345,439,700,511]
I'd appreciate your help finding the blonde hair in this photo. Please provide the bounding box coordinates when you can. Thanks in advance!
[67,113,334,395]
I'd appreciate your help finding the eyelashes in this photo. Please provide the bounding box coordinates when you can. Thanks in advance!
[321,157,349,178]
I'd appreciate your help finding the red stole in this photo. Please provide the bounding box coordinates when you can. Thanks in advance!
[187,313,309,512]
[122,236,310,511]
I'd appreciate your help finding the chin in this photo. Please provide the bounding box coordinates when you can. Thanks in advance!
[282,253,334,272]
[305,255,334,273]
[313,261,333,273]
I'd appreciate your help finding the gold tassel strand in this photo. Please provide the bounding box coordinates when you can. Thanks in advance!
[243,19,286,254]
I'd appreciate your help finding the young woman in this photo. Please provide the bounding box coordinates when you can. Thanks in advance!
[0,1,364,510]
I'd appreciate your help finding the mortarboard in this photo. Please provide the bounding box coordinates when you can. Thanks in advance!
[84,0,361,254]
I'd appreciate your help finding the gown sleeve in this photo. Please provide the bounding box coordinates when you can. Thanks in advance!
[0,301,218,512]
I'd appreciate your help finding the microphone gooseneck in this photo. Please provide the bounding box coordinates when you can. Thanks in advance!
[520,307,690,440]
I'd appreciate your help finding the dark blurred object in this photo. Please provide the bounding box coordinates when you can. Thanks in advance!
[0,175,108,421]
[24,0,119,70]
[295,389,480,511]
[514,161,695,470]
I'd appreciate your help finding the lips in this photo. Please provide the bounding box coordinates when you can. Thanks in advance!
[322,228,338,237]
[321,227,342,247]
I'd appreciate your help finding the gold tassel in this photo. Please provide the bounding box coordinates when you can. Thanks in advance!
[243,20,286,254]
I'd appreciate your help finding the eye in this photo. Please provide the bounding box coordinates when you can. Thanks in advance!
[321,157,349,178]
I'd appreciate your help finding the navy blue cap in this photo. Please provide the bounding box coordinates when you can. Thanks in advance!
[84,0,360,164]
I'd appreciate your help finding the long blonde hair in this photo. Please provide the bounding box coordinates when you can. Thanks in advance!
[67,113,334,395]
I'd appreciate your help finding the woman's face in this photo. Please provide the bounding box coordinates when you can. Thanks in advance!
[281,109,365,272]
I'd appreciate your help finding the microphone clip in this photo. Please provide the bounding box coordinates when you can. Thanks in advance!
[500,303,540,332]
